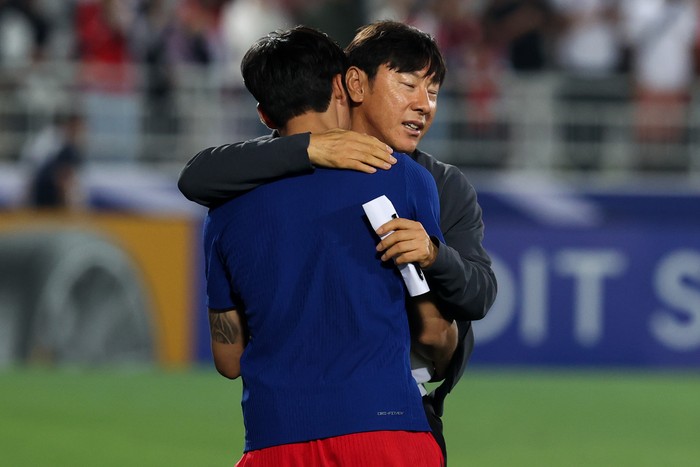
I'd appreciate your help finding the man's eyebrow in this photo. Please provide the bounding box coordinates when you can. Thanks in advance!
[395,69,439,85]
[399,70,430,79]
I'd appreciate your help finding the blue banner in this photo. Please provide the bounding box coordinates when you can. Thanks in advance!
[471,185,700,367]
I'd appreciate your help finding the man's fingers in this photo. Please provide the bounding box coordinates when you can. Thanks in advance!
[354,139,395,169]
[309,129,395,171]
[373,218,434,266]
[376,231,422,259]
[367,151,397,169]
[356,132,393,155]
[376,217,414,236]
[348,160,378,173]
[352,133,394,167]
[380,244,421,265]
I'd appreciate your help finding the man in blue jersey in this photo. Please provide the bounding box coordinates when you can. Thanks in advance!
[179,21,497,465]
[203,26,450,466]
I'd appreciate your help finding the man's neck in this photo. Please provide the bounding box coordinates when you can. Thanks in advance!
[281,113,334,136]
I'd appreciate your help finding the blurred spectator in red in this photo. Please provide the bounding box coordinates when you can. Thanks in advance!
[75,0,135,93]
[620,0,698,171]
[75,0,141,162]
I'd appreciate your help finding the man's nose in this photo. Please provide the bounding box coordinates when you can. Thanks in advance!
[412,88,431,115]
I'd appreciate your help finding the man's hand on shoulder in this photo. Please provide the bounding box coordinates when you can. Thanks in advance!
[308,129,396,173]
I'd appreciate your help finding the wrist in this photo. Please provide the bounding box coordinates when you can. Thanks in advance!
[307,133,320,167]
[420,238,439,268]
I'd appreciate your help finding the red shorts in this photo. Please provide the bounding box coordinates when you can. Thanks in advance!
[235,430,444,467]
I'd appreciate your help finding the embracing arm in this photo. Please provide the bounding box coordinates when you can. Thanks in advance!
[178,130,394,208]
[209,308,247,379]
[178,133,312,208]
[407,293,458,381]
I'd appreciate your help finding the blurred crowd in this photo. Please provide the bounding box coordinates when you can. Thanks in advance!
[1,0,700,190]
[2,0,698,93]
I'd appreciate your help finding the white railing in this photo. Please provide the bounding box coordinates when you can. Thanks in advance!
[1,62,699,178]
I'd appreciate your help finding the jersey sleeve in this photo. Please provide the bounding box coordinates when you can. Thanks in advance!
[178,133,314,208]
[202,215,236,311]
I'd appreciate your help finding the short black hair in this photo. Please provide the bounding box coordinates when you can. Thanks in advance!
[345,21,446,86]
[241,26,348,129]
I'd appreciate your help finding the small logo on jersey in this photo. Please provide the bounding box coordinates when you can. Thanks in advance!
[377,411,404,416]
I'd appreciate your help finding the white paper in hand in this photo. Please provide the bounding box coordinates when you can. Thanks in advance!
[362,195,430,297]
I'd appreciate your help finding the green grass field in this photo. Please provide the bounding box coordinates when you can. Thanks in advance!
[2,366,699,466]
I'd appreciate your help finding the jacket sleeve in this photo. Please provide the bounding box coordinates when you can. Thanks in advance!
[177,133,314,208]
[422,165,497,322]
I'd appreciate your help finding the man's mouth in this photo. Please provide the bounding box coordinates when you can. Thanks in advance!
[403,122,423,133]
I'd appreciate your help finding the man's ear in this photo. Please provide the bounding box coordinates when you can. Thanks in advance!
[331,73,347,104]
[345,66,367,104]
[256,103,276,130]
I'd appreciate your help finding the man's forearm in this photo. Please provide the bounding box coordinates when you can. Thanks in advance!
[177,133,313,207]
[412,320,458,381]
[425,239,497,321]
[407,293,459,381]
[177,129,395,208]
[209,308,246,379]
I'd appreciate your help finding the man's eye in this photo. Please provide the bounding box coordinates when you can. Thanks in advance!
[402,82,416,89]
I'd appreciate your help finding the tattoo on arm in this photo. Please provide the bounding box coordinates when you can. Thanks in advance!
[209,311,240,344]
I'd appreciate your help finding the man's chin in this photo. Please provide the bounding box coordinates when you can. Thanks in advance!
[393,141,419,154]
[395,146,418,154]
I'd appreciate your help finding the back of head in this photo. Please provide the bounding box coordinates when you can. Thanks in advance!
[345,20,446,86]
[241,26,348,129]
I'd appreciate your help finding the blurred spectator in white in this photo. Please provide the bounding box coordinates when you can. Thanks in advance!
[0,0,51,157]
[620,0,698,171]
[21,109,87,211]
[551,0,622,76]
[220,0,292,87]
[217,0,293,142]
[550,0,625,170]
[367,0,415,21]
[0,0,49,66]
[74,0,141,162]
